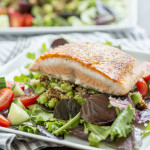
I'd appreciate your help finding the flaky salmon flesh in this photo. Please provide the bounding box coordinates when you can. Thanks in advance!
[29,42,144,95]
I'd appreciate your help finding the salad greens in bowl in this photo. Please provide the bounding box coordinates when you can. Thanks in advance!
[0,0,127,27]
[0,38,150,150]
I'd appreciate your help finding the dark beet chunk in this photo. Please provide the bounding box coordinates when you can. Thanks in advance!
[69,125,89,141]
[51,38,68,49]
[0,108,9,118]
[81,94,116,125]
[54,99,81,120]
[18,0,32,13]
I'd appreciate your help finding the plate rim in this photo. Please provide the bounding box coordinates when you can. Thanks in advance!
[0,127,101,150]
[0,49,150,150]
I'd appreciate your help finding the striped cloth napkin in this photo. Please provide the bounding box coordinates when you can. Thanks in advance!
[0,26,150,150]
[0,26,150,67]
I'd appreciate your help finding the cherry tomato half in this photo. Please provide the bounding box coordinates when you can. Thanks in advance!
[0,88,14,111]
[140,61,150,81]
[136,78,148,98]
[0,9,7,15]
[18,93,38,106]
[24,13,33,27]
[6,81,25,91]
[0,114,11,127]
[9,10,24,27]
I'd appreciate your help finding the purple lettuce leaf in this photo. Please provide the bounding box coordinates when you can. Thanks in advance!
[126,94,150,124]
[109,97,129,111]
[54,99,81,120]
[37,125,63,140]
[0,108,9,117]
[116,127,142,150]
[69,125,89,141]
[81,94,116,125]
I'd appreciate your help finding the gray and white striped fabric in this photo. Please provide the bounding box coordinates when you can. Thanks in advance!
[0,26,150,67]
[0,132,58,150]
[0,26,150,150]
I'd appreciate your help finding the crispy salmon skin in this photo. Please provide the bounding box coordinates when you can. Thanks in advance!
[29,42,144,95]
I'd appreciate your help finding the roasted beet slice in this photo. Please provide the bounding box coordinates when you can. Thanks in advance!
[81,94,116,125]
[54,99,81,120]
[51,38,68,49]
[69,125,89,141]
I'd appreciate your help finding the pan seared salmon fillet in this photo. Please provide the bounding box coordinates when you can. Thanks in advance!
[29,42,144,95]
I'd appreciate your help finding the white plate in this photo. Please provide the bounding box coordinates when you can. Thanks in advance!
[0,47,150,149]
[0,0,137,34]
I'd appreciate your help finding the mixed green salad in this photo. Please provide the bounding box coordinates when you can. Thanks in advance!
[0,38,150,150]
[0,0,127,27]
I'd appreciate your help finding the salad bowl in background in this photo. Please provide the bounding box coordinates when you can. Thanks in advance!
[0,0,137,34]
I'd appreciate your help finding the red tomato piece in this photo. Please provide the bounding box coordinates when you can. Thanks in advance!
[140,61,150,81]
[0,114,11,127]
[24,13,33,27]
[9,10,24,27]
[7,8,16,15]
[6,81,25,91]
[18,93,38,106]
[136,78,148,98]
[0,9,7,15]
[0,88,14,111]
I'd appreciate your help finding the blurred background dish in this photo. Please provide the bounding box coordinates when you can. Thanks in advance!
[0,0,137,34]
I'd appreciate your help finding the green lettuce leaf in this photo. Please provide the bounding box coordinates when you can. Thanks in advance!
[34,73,41,79]
[44,120,68,136]
[44,112,80,136]
[85,122,110,147]
[19,125,39,134]
[110,104,135,140]
[35,82,46,95]
[104,40,121,49]
[143,122,150,138]
[24,63,31,69]
[41,43,48,54]
[14,73,34,82]
[104,40,112,46]
[18,121,39,134]
[53,112,80,136]
[26,52,36,59]
[31,105,53,124]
